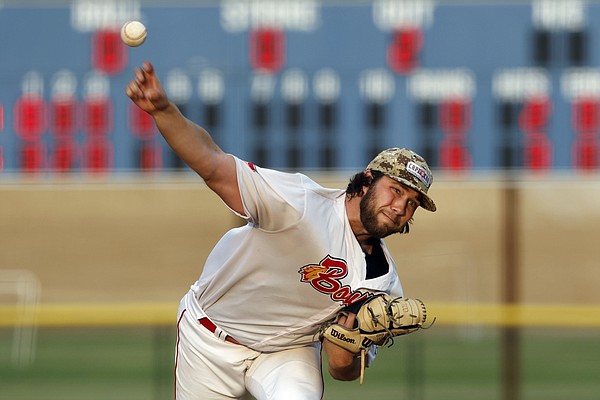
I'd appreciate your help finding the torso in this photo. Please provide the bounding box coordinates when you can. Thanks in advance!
[188,157,403,351]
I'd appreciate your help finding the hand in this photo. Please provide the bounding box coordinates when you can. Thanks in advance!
[323,312,361,381]
[125,61,169,114]
[337,312,356,330]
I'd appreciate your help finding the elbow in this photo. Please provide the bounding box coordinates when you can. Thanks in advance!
[328,360,360,381]
[329,368,360,382]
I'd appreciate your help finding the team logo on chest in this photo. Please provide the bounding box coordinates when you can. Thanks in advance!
[298,255,370,306]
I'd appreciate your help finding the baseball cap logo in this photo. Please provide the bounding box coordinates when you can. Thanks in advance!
[406,161,431,188]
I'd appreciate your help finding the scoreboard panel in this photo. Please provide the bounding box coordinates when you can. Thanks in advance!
[1,0,600,174]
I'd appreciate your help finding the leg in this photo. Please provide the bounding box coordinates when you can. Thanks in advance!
[175,309,259,400]
[244,344,324,400]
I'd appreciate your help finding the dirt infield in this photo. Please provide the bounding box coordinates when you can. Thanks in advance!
[1,173,599,305]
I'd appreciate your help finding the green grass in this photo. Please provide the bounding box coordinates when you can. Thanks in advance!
[1,326,599,400]
[324,328,502,400]
[0,327,173,400]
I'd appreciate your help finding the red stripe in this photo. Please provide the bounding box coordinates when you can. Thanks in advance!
[198,317,218,334]
[174,309,186,400]
[319,344,325,400]
[198,317,241,345]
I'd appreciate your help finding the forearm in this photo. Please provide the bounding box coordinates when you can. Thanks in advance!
[126,61,242,212]
[323,338,361,381]
[152,102,224,179]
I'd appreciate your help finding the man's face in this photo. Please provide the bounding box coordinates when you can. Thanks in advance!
[359,175,421,239]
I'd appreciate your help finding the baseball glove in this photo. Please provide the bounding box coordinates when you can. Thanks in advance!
[322,295,428,353]
[321,295,430,383]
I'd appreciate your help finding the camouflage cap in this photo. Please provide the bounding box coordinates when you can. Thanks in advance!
[366,148,437,212]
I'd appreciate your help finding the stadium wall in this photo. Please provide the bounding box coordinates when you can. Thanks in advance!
[1,174,599,307]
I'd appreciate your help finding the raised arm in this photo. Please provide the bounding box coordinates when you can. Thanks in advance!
[125,62,243,214]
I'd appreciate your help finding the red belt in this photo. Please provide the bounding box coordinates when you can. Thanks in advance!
[198,317,240,345]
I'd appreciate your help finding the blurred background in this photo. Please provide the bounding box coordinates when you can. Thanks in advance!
[0,0,599,399]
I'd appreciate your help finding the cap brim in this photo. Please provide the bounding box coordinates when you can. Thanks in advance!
[392,177,437,212]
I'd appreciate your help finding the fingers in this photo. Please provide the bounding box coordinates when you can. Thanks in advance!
[125,61,169,111]
[125,79,144,100]
[345,313,357,328]
[338,312,356,329]
[142,61,154,74]
[134,65,147,84]
[134,61,154,83]
[126,63,153,99]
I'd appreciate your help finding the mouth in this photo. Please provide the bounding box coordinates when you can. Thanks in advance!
[381,211,399,225]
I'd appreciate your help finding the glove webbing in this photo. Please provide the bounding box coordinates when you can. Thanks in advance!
[364,296,421,348]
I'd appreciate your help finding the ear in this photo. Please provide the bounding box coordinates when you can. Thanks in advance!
[361,170,373,194]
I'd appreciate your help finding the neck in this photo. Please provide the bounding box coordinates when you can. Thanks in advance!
[345,194,374,251]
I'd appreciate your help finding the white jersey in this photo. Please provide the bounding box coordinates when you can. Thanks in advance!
[186,156,404,352]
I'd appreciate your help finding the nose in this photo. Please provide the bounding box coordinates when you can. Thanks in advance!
[391,197,407,216]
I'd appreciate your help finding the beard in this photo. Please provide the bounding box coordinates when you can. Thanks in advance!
[359,186,407,239]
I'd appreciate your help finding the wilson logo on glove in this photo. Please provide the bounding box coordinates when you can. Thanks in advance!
[329,328,356,344]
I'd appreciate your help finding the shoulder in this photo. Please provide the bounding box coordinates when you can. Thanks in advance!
[235,157,307,185]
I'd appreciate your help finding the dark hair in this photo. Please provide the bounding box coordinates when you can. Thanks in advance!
[346,170,385,197]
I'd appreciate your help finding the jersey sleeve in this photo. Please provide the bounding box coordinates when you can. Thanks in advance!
[387,272,404,298]
[233,156,308,231]
[381,241,404,297]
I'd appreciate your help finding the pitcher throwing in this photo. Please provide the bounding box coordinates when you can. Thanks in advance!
[126,61,437,400]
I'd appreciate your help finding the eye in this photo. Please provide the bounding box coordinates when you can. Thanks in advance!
[407,199,420,210]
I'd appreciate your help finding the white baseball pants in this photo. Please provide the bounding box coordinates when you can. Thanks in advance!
[174,307,324,400]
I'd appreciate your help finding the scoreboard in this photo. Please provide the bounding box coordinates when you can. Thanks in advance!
[1,0,600,174]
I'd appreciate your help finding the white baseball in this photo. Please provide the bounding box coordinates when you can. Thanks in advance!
[120,20,147,47]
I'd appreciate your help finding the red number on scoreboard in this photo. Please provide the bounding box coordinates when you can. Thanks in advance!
[85,140,113,172]
[128,104,156,139]
[519,98,550,134]
[20,142,45,172]
[440,99,470,134]
[250,28,284,73]
[51,100,77,138]
[139,141,162,170]
[14,96,47,141]
[53,141,77,172]
[84,99,113,137]
[572,99,599,134]
[387,28,422,74]
[92,30,127,75]
[573,136,598,170]
[0,104,2,171]
[440,138,470,170]
[525,133,552,170]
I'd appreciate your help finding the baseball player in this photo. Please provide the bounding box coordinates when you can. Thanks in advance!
[126,62,436,400]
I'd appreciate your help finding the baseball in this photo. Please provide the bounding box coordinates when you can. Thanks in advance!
[120,20,147,47]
